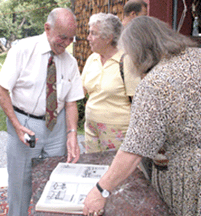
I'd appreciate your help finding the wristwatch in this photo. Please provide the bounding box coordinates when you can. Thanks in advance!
[96,182,111,198]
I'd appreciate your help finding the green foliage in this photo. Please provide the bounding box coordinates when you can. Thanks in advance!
[77,99,86,131]
[0,108,7,131]
[0,53,7,130]
[0,52,7,64]
[0,1,30,40]
[77,93,88,133]
[0,53,7,70]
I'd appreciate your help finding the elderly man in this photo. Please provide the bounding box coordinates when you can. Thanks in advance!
[122,0,147,26]
[0,7,84,216]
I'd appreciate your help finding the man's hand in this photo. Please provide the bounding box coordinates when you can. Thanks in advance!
[83,186,106,216]
[16,125,36,147]
[66,132,80,163]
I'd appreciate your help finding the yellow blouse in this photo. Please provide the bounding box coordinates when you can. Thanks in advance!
[82,50,141,124]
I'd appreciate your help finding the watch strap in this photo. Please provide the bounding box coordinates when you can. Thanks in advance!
[96,182,104,193]
[96,182,111,196]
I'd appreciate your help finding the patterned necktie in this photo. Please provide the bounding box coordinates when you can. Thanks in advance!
[45,51,58,131]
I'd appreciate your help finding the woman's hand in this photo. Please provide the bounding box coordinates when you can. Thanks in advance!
[83,186,106,216]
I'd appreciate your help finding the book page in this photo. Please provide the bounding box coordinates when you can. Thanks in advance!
[35,163,109,213]
[36,181,94,212]
[49,163,109,184]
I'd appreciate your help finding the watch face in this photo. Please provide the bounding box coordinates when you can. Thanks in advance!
[102,189,110,198]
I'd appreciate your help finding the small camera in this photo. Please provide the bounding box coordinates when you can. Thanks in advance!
[24,133,36,148]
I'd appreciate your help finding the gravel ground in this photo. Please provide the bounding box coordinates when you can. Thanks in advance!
[0,131,85,168]
[0,131,8,168]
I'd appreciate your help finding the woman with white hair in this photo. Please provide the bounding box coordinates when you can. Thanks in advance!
[82,13,139,153]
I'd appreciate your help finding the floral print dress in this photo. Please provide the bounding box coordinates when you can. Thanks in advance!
[120,47,201,216]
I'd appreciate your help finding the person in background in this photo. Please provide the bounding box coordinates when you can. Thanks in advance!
[122,0,147,26]
[0,8,84,216]
[81,13,138,153]
[83,16,200,216]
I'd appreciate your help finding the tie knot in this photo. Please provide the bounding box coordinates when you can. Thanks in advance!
[50,50,54,57]
[48,51,55,66]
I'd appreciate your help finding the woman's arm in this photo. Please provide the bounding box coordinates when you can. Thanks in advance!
[83,150,142,215]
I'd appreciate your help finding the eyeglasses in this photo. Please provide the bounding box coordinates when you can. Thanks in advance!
[88,30,100,38]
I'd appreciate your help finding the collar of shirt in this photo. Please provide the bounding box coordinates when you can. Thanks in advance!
[40,32,52,56]
[93,50,124,69]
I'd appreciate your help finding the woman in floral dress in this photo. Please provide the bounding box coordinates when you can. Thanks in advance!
[83,16,200,216]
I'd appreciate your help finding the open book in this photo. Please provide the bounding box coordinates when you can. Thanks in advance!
[35,162,109,214]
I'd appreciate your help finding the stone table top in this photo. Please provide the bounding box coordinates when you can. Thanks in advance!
[32,151,173,216]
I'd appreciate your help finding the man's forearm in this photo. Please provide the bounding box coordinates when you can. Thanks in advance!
[98,150,142,192]
[0,86,20,128]
[65,101,80,163]
[65,101,78,132]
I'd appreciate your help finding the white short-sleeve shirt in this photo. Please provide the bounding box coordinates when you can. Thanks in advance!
[0,33,84,116]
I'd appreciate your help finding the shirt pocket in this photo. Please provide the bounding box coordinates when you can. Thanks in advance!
[57,79,72,102]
